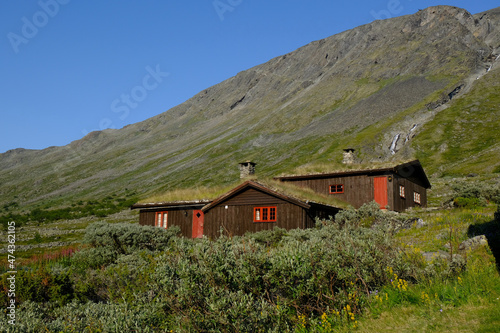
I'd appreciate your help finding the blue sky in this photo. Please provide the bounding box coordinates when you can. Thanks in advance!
[0,1,498,153]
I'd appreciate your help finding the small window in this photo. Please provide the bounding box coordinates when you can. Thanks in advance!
[329,184,344,194]
[254,207,277,222]
[414,192,421,205]
[399,185,406,199]
[155,212,168,228]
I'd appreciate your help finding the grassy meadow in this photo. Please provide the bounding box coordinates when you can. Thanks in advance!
[0,175,499,332]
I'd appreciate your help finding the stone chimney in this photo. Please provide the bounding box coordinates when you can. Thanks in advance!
[342,149,356,165]
[239,161,256,179]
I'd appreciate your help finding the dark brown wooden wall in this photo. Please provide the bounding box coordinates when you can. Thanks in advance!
[391,176,427,212]
[281,173,427,212]
[139,211,156,227]
[138,208,193,238]
[282,175,374,209]
[203,188,307,238]
[204,203,306,238]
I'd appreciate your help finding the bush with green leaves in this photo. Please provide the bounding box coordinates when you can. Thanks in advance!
[453,196,488,209]
[145,221,419,331]
[70,221,180,270]
[450,180,500,206]
[335,201,390,228]
[245,226,289,246]
[2,299,168,333]
[84,221,180,254]
[334,201,412,232]
[0,267,74,308]
[0,216,460,331]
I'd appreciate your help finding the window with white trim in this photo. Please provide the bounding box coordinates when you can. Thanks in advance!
[414,192,421,205]
[399,185,406,199]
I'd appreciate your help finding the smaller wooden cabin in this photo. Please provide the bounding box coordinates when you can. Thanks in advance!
[131,201,211,239]
[201,181,340,238]
[274,160,431,212]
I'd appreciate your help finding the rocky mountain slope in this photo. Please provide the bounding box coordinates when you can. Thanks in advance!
[1,5,499,209]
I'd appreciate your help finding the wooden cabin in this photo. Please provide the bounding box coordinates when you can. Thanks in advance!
[274,160,431,212]
[132,181,340,239]
[201,181,340,238]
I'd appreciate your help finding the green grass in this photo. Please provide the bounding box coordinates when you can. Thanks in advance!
[413,67,500,176]
[298,205,500,332]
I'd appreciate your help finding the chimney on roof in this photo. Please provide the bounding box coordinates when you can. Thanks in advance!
[342,148,356,165]
[239,161,256,179]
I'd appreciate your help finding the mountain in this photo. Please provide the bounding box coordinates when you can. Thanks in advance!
[1,5,500,209]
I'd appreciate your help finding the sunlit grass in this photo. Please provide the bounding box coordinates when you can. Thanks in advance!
[139,182,241,203]
[296,204,500,332]
[395,207,494,252]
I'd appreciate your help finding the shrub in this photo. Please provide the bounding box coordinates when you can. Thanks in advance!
[147,220,413,330]
[449,180,500,205]
[453,196,488,209]
[84,221,180,254]
[334,201,405,230]
[0,299,168,332]
[70,222,179,271]
[451,182,483,199]
[0,267,74,307]
[245,227,288,246]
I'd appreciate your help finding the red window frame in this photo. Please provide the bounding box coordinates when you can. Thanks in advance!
[155,211,168,228]
[254,207,277,222]
[329,184,344,194]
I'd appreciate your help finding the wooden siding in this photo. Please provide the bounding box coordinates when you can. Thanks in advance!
[222,188,287,206]
[138,184,340,238]
[280,172,427,212]
[282,175,374,209]
[139,210,156,227]
[391,175,427,212]
[203,187,307,238]
[138,208,194,238]
[204,202,307,238]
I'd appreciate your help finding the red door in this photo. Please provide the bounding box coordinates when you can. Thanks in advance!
[374,177,388,209]
[192,210,204,239]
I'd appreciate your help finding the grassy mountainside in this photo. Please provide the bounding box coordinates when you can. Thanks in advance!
[0,6,499,213]
[413,59,500,176]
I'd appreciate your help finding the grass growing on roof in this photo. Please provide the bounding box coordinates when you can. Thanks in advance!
[138,182,241,203]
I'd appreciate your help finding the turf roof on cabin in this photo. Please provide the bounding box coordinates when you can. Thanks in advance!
[133,178,351,210]
[276,160,431,188]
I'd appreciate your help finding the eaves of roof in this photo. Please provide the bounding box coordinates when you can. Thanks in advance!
[131,200,212,210]
[201,180,313,212]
